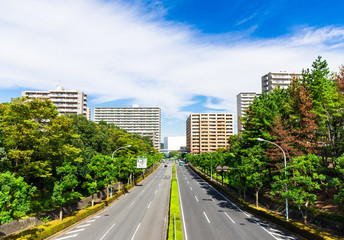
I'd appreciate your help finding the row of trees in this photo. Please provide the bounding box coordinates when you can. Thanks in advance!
[0,97,162,223]
[187,57,344,224]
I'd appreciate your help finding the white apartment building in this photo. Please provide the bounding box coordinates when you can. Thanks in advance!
[186,113,234,154]
[94,106,161,150]
[22,85,91,120]
[262,71,302,93]
[236,92,259,133]
[164,136,186,151]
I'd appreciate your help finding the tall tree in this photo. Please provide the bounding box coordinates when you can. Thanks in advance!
[0,172,36,224]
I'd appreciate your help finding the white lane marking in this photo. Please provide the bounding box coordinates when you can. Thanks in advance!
[99,222,116,240]
[190,187,193,191]
[203,212,211,223]
[195,195,199,202]
[187,181,189,184]
[131,223,141,240]
[211,197,215,202]
[55,234,78,240]
[66,228,85,234]
[77,224,90,228]
[147,201,152,209]
[94,216,101,219]
[224,212,235,224]
[155,190,158,195]
[86,220,95,223]
[129,201,135,208]
[187,166,282,240]
[176,165,188,240]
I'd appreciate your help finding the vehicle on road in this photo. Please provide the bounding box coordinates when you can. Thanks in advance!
[164,164,168,167]
[179,161,184,166]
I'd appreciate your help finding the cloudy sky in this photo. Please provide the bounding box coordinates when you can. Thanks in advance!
[1,0,344,140]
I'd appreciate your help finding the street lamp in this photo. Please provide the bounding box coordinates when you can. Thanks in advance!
[257,138,289,221]
[110,145,132,197]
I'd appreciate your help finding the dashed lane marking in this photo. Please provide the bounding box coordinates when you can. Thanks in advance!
[203,212,210,223]
[66,228,85,234]
[76,224,90,228]
[224,212,235,224]
[55,234,78,240]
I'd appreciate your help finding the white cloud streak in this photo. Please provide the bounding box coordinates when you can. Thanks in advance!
[0,0,344,127]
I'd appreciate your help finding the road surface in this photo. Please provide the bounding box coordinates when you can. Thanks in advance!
[50,163,172,240]
[177,164,301,240]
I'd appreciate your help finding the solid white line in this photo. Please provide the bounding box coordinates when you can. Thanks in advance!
[131,223,141,240]
[176,165,188,240]
[66,228,85,234]
[86,220,95,223]
[76,224,90,228]
[195,195,199,202]
[55,234,78,240]
[147,201,152,209]
[224,212,235,224]
[129,201,135,207]
[203,212,210,223]
[99,222,116,240]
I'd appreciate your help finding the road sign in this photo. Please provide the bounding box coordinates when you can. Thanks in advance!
[222,166,228,172]
[216,166,222,172]
[137,157,147,168]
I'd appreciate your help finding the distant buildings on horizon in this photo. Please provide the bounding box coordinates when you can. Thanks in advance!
[18,70,301,153]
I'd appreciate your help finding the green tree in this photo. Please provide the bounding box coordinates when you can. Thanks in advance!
[243,146,268,207]
[271,154,325,224]
[52,162,81,221]
[84,155,108,207]
[0,172,36,224]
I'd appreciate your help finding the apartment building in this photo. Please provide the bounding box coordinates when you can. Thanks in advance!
[262,71,302,93]
[22,85,91,120]
[94,106,161,150]
[186,113,234,154]
[236,92,260,133]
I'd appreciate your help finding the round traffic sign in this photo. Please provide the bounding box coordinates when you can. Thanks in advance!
[222,166,228,172]
[216,166,222,172]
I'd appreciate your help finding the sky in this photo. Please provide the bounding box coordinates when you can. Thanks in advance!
[1,0,344,141]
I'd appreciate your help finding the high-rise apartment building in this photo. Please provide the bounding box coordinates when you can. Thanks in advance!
[22,85,91,120]
[186,113,234,154]
[262,71,302,93]
[236,92,259,133]
[94,106,161,150]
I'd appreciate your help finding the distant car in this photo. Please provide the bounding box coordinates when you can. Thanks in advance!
[179,161,184,166]
[164,164,168,167]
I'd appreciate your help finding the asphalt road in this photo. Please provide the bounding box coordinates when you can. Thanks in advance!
[177,164,302,240]
[50,163,172,240]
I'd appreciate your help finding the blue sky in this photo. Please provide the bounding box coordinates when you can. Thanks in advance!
[1,0,344,141]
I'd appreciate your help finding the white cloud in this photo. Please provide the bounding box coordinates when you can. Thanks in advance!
[1,0,344,136]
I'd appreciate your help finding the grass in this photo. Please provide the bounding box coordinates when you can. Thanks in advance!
[168,164,183,240]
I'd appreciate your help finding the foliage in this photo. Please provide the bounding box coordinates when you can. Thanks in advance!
[0,171,36,224]
[271,154,325,224]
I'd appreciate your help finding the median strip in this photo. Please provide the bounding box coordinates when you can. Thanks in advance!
[168,164,183,240]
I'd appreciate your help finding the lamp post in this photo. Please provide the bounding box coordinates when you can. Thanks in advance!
[257,138,289,221]
[110,145,132,197]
